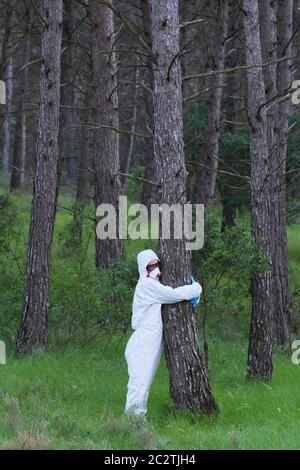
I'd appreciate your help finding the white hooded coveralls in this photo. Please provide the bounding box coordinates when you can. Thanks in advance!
[124,249,202,416]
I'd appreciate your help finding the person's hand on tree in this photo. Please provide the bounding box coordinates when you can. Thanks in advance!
[189,275,201,307]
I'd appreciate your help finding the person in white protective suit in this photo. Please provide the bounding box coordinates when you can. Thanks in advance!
[124,249,202,417]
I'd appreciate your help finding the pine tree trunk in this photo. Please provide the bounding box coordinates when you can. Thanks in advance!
[140,0,161,207]
[10,4,32,191]
[243,0,273,379]
[72,109,90,245]
[193,0,229,204]
[271,0,295,346]
[140,87,159,207]
[150,0,218,414]
[15,0,63,356]
[121,57,139,189]
[0,0,16,174]
[221,1,240,230]
[59,0,77,184]
[73,51,93,245]
[90,0,123,268]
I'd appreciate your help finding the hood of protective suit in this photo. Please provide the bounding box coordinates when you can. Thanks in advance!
[137,249,160,278]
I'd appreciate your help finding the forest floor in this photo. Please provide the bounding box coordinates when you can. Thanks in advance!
[1,338,300,449]
[0,189,300,449]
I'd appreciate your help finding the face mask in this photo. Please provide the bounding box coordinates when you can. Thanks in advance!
[148,267,161,279]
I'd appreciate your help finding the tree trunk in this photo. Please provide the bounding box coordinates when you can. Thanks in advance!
[15,0,63,356]
[150,0,218,414]
[221,1,241,231]
[10,4,32,191]
[90,0,123,268]
[243,0,273,379]
[271,0,295,347]
[72,108,90,245]
[73,52,93,245]
[59,0,77,184]
[0,0,16,174]
[193,0,229,205]
[121,56,139,190]
[140,0,161,207]
[21,111,26,182]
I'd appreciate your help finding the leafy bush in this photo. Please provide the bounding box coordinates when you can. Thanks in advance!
[0,194,18,256]
[193,208,269,340]
[49,257,137,346]
[55,202,94,257]
[0,194,24,346]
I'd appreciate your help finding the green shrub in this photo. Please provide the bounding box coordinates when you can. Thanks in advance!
[49,257,137,346]
[0,194,18,256]
[0,194,24,346]
[193,208,269,340]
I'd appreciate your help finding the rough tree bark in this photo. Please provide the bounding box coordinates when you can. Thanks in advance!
[271,0,295,346]
[72,107,91,245]
[10,3,32,191]
[0,0,16,174]
[243,0,273,379]
[258,0,293,348]
[150,0,218,413]
[140,0,161,207]
[90,0,123,268]
[73,50,93,245]
[59,0,77,183]
[121,56,139,190]
[15,0,63,355]
[221,1,241,230]
[193,0,229,205]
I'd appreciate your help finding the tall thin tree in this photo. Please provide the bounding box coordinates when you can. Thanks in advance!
[10,2,32,191]
[272,0,295,346]
[0,0,16,174]
[89,0,123,268]
[221,2,241,230]
[150,0,218,413]
[121,55,140,190]
[193,0,229,205]
[243,0,273,379]
[73,46,93,245]
[59,0,77,184]
[15,0,63,355]
[140,0,160,208]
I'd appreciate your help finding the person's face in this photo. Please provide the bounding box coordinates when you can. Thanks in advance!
[146,258,161,279]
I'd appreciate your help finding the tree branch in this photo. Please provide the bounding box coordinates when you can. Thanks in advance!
[182,56,289,81]
[112,171,160,187]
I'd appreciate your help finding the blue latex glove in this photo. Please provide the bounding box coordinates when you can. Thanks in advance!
[189,275,201,307]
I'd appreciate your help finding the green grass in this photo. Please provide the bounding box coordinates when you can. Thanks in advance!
[1,338,300,449]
